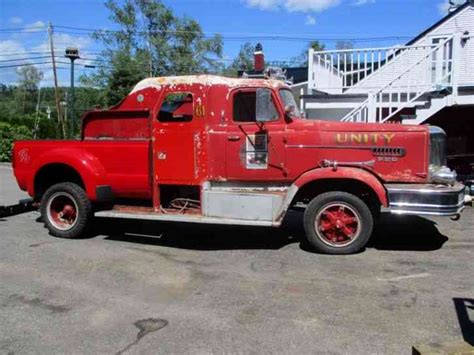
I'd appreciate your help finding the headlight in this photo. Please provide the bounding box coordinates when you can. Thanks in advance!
[429,165,457,185]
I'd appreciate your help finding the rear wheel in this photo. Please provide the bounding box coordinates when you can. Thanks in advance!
[40,182,92,239]
[304,191,373,254]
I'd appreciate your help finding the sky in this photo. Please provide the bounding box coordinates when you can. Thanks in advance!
[0,0,455,86]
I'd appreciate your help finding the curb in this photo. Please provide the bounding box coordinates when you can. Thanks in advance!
[0,162,12,167]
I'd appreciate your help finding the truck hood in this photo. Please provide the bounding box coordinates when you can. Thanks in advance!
[285,119,430,183]
[288,118,428,133]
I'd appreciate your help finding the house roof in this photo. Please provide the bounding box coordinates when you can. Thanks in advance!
[406,0,473,45]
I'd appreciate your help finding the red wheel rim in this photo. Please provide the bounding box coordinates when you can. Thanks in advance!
[46,192,78,231]
[315,203,361,247]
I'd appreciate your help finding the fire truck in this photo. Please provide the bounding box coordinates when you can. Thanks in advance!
[8,75,468,254]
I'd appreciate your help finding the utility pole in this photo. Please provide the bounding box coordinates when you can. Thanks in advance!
[65,47,80,137]
[33,85,42,139]
[48,22,65,138]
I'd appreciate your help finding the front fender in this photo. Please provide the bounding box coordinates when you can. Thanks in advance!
[28,148,107,200]
[293,167,388,207]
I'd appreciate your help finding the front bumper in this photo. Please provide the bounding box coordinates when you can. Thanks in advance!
[385,183,466,217]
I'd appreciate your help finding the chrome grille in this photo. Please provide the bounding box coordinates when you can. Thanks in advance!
[372,147,406,157]
[429,126,447,167]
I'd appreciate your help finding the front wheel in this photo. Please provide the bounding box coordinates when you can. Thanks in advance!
[303,191,374,254]
[40,182,93,239]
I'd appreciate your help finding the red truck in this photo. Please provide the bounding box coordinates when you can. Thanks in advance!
[10,75,467,254]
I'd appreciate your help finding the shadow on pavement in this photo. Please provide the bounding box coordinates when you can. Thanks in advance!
[453,298,474,346]
[97,217,298,251]
[95,210,448,253]
[369,213,448,251]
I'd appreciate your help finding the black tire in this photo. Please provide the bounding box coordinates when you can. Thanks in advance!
[303,191,374,255]
[40,182,92,239]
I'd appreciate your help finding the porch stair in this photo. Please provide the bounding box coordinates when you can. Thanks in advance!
[340,35,455,124]
[304,32,472,125]
[403,91,453,125]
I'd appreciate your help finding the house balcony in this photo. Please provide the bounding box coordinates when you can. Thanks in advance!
[303,33,474,123]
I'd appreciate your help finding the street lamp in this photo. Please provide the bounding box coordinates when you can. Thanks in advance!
[65,47,79,137]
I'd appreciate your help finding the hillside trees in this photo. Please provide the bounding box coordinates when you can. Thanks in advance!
[81,0,224,105]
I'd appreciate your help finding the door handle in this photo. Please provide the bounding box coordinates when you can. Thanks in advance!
[227,135,241,142]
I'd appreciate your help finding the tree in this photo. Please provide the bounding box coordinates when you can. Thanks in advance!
[81,0,223,106]
[17,66,43,92]
[292,40,326,65]
[15,66,43,114]
[222,42,255,77]
[335,40,354,51]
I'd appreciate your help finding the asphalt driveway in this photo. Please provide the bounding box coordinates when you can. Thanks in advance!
[1,164,473,354]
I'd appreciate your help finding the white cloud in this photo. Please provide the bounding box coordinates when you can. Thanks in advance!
[0,39,25,55]
[31,32,94,86]
[0,39,28,84]
[305,14,316,25]
[24,21,46,33]
[245,0,279,10]
[0,28,95,86]
[353,0,375,6]
[9,17,23,24]
[437,1,450,15]
[32,32,92,53]
[245,0,340,12]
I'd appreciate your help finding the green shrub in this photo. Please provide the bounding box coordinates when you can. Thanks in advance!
[0,122,32,162]
[0,113,59,139]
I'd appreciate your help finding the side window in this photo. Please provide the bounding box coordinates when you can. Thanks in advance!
[158,92,193,122]
[233,89,278,123]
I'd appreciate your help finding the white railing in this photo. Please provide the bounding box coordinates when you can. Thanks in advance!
[309,43,443,94]
[340,35,455,123]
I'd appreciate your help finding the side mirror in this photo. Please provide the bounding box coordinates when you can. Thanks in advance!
[285,105,295,116]
[284,105,297,121]
[256,88,276,122]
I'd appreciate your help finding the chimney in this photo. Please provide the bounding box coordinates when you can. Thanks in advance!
[254,43,264,73]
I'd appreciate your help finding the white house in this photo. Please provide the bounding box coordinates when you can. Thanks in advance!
[297,0,474,125]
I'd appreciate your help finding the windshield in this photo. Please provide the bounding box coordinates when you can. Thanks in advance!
[279,89,301,117]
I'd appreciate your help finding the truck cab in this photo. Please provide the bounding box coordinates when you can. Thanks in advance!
[12,75,467,254]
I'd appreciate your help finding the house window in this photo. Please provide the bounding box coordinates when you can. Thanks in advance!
[158,93,193,122]
[430,36,453,84]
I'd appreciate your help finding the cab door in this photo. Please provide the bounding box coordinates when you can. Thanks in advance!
[226,88,287,180]
[153,91,199,183]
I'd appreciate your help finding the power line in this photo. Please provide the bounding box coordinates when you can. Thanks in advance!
[0,49,103,57]
[0,29,47,35]
[1,50,54,57]
[52,28,412,43]
[0,60,71,69]
[51,25,413,42]
[0,23,414,44]
[0,61,55,69]
[53,24,414,40]
[0,55,52,63]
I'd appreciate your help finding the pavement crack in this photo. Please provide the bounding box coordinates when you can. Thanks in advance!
[3,294,71,314]
[116,318,168,355]
[29,241,56,248]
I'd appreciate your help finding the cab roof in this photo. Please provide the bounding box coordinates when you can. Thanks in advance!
[130,74,289,94]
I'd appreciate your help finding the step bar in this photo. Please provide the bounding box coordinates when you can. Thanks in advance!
[95,210,278,227]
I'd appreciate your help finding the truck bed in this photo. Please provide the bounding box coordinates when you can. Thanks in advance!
[13,139,151,200]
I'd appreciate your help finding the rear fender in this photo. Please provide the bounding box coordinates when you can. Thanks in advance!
[28,148,107,201]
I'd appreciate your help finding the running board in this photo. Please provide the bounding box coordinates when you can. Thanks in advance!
[95,210,279,227]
